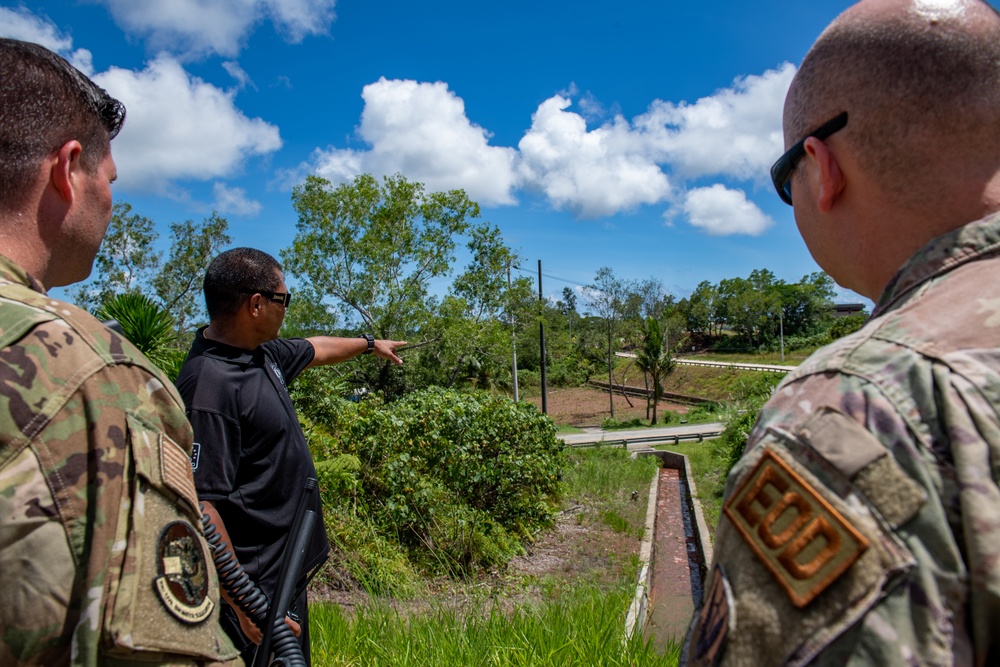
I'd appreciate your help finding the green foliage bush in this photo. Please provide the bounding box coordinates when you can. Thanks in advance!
[293,385,563,588]
[765,331,831,353]
[711,374,783,478]
[515,368,540,388]
[600,416,646,430]
[829,312,868,340]
[546,357,596,387]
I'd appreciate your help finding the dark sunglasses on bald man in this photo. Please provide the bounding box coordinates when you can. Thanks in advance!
[242,288,292,307]
[770,112,848,206]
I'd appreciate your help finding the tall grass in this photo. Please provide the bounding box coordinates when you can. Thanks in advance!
[310,584,681,666]
[562,446,659,502]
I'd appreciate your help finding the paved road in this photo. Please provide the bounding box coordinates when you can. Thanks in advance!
[615,351,797,373]
[560,422,724,449]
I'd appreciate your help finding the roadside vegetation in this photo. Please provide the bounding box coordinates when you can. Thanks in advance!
[73,172,869,662]
[308,446,677,666]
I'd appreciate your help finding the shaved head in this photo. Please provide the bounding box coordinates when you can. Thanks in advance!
[786,0,1000,205]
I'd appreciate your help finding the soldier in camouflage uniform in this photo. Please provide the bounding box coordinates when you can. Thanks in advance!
[0,39,240,666]
[683,1,1000,665]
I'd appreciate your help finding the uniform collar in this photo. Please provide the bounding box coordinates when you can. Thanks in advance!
[192,326,260,368]
[873,211,1000,318]
[0,254,47,294]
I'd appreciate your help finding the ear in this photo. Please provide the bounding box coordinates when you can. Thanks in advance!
[50,140,84,204]
[802,136,845,213]
[247,293,263,319]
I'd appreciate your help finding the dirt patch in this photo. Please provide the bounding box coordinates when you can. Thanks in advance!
[309,497,646,615]
[526,386,689,428]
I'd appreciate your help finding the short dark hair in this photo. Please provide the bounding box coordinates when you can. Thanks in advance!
[0,38,125,213]
[786,1,1000,204]
[204,248,282,320]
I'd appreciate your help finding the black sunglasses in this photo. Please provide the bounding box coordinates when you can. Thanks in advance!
[243,289,292,307]
[770,112,848,206]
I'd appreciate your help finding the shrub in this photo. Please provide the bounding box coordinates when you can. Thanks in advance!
[600,416,646,430]
[296,387,563,585]
[711,374,783,478]
[830,313,868,340]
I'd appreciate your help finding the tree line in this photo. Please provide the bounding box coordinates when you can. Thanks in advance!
[74,173,866,410]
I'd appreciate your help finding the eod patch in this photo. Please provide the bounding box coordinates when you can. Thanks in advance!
[153,521,214,624]
[723,448,868,607]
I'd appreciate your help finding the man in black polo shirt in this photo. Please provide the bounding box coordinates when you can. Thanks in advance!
[176,247,405,665]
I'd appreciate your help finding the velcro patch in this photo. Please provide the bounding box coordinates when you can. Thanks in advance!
[154,521,214,624]
[162,436,200,513]
[723,448,869,608]
[687,564,734,667]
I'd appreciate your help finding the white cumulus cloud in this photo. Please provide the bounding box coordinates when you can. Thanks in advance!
[517,96,673,219]
[95,56,282,192]
[512,64,792,222]
[638,64,795,181]
[0,6,94,73]
[222,60,256,90]
[97,0,336,59]
[298,65,793,233]
[213,182,262,216]
[681,184,774,236]
[309,78,518,206]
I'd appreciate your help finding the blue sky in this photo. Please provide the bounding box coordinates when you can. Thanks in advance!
[2,1,868,308]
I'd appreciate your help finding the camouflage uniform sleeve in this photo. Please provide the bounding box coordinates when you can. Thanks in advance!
[0,311,241,666]
[684,370,983,667]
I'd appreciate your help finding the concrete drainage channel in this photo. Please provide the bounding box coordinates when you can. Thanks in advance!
[562,427,720,650]
[624,448,715,650]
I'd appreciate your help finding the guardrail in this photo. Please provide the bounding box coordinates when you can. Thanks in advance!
[674,359,795,373]
[564,429,723,449]
[585,380,713,405]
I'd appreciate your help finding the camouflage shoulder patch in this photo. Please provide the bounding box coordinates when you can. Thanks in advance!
[153,522,214,624]
[687,564,734,667]
[723,448,869,608]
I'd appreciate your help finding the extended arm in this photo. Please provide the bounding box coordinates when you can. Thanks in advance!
[305,336,407,367]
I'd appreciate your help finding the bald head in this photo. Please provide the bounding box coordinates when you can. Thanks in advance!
[786,0,1000,209]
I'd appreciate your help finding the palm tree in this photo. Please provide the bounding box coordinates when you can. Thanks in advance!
[635,316,673,425]
[96,292,186,381]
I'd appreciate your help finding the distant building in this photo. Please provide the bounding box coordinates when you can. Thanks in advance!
[833,303,867,318]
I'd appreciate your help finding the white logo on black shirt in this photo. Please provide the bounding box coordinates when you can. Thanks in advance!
[270,361,287,388]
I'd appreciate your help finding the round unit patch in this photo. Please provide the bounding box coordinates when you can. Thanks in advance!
[154,521,214,624]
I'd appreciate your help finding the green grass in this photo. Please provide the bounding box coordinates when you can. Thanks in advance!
[562,447,659,506]
[555,424,585,434]
[310,584,681,666]
[308,443,680,665]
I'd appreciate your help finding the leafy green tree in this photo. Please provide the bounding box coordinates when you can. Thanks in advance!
[432,224,533,388]
[153,213,231,332]
[559,286,577,316]
[830,312,868,339]
[71,202,230,337]
[634,316,673,424]
[774,272,836,338]
[284,173,478,338]
[585,267,629,418]
[71,202,159,306]
[284,174,529,395]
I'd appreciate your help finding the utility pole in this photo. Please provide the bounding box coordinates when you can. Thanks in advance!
[538,260,548,414]
[508,264,519,402]
[779,307,785,363]
[607,317,614,419]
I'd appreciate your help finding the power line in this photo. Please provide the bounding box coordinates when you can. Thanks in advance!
[511,265,591,289]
